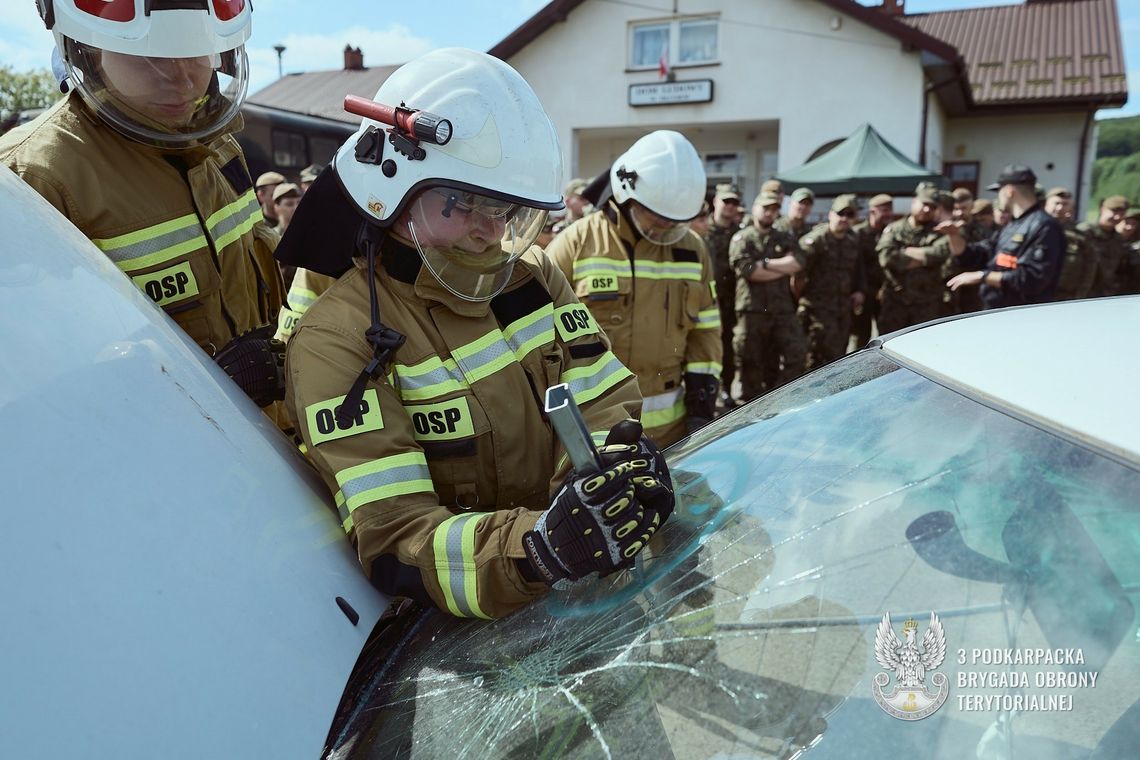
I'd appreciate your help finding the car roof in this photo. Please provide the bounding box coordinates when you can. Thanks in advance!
[878,296,1140,464]
[0,166,388,757]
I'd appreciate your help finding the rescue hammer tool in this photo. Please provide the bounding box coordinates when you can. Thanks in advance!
[545,383,603,475]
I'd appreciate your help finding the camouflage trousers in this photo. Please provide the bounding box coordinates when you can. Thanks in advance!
[718,300,736,394]
[878,291,942,335]
[799,306,850,370]
[732,311,806,402]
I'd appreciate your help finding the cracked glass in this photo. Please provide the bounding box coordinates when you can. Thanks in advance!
[329,351,1140,760]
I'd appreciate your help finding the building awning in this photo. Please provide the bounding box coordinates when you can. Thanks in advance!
[775,123,949,195]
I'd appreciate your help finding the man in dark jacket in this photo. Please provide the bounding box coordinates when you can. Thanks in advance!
[946,165,1064,309]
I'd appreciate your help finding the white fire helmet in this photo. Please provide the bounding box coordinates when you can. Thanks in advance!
[334,48,564,302]
[610,130,706,245]
[40,0,252,149]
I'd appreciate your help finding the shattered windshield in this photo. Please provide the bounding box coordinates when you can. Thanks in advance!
[331,351,1140,759]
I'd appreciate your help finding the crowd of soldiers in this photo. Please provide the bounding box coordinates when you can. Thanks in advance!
[543,176,1140,410]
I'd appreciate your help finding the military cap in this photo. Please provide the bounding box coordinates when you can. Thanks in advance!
[831,194,859,213]
[255,171,286,188]
[564,178,589,196]
[272,183,301,203]
[299,164,322,182]
[915,182,939,203]
[715,183,742,202]
[971,199,993,216]
[1123,206,1140,220]
[1046,187,1072,200]
[986,164,1037,191]
[790,187,815,203]
[868,193,893,207]
[951,187,974,202]
[761,179,784,194]
[1102,195,1131,211]
[753,191,781,207]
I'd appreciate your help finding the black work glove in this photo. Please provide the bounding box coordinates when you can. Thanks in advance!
[213,324,286,407]
[524,421,674,585]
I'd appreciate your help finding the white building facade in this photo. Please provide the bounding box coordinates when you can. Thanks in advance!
[492,0,1127,212]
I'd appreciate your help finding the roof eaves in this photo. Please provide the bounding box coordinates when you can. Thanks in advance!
[489,0,585,61]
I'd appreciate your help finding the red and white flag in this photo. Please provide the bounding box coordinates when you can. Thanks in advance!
[658,44,669,80]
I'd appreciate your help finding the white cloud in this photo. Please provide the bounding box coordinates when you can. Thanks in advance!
[247,23,432,93]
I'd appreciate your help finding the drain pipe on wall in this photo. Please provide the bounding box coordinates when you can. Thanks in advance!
[1075,107,1095,218]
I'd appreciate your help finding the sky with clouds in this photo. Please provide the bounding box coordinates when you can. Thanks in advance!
[2,0,1136,118]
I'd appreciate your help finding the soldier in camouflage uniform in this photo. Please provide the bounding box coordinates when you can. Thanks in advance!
[728,191,805,401]
[943,187,986,315]
[775,187,814,239]
[702,184,744,402]
[971,199,995,237]
[1044,187,1098,301]
[798,194,866,369]
[850,193,892,348]
[877,185,954,334]
[1078,195,1129,297]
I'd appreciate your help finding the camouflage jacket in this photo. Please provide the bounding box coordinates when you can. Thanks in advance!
[703,220,739,308]
[1076,222,1125,297]
[728,224,802,314]
[799,222,865,312]
[877,217,952,305]
[852,220,886,293]
[1053,223,1098,300]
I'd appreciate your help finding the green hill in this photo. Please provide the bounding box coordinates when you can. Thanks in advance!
[1091,115,1140,212]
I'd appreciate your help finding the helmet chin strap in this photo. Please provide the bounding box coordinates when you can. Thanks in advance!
[335,223,406,428]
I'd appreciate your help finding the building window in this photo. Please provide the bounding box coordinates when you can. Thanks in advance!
[944,161,980,197]
[272,129,307,169]
[629,17,718,70]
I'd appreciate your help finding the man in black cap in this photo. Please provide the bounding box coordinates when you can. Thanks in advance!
[945,165,1064,308]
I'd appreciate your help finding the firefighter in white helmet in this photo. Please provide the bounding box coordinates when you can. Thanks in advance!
[0,0,286,409]
[547,131,722,448]
[276,49,675,618]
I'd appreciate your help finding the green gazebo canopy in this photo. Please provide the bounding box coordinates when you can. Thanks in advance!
[775,123,948,195]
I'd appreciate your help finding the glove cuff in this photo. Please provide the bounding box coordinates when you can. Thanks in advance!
[522,527,572,586]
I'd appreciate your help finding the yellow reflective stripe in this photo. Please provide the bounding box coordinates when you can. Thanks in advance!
[685,361,723,376]
[560,351,634,406]
[642,389,686,429]
[693,307,721,330]
[335,451,434,512]
[709,280,718,299]
[502,304,556,360]
[572,257,631,280]
[93,213,208,271]
[287,286,321,312]
[432,513,492,619]
[451,328,516,384]
[395,356,468,401]
[206,190,261,250]
[634,260,703,281]
[335,490,353,533]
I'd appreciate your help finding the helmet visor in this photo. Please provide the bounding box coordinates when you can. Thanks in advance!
[406,186,548,302]
[629,202,692,246]
[64,39,248,149]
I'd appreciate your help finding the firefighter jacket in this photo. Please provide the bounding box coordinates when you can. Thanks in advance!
[799,223,866,313]
[284,239,642,619]
[729,224,803,314]
[546,202,722,447]
[0,94,283,353]
[877,217,952,306]
[276,267,337,341]
[958,204,1064,308]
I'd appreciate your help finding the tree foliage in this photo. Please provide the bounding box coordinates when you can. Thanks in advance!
[1096,115,1140,159]
[0,65,60,119]
[1090,153,1140,211]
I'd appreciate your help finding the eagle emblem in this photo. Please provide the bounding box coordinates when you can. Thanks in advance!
[872,612,949,720]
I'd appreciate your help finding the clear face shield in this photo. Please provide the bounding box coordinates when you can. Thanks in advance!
[405,186,548,302]
[628,202,693,246]
[63,38,248,149]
